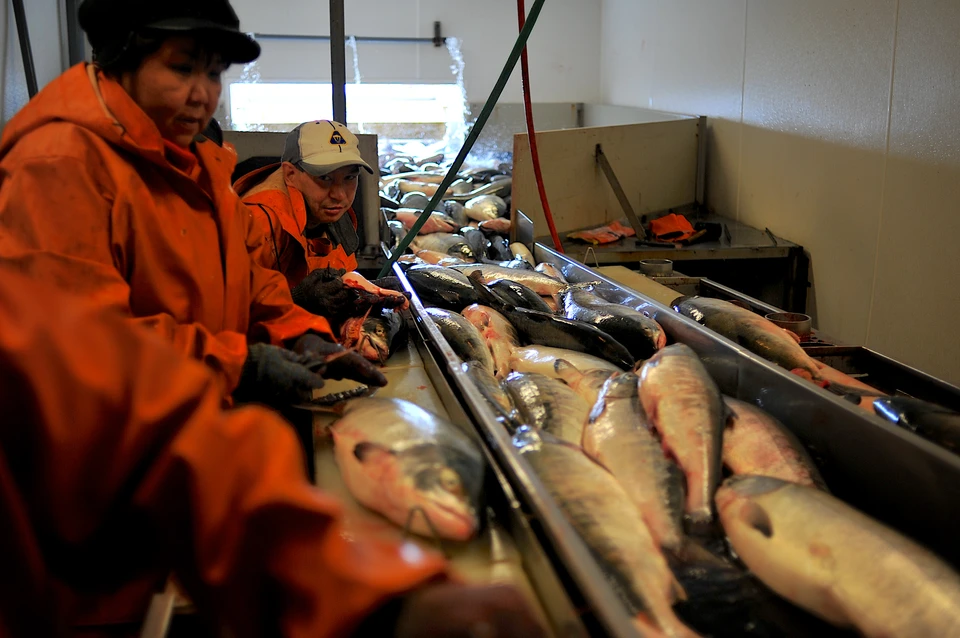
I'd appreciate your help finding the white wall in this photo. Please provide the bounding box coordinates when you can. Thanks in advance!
[1,0,66,126]
[600,0,960,386]
[227,0,601,104]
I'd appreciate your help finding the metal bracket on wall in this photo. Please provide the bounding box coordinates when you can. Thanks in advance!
[594,144,647,240]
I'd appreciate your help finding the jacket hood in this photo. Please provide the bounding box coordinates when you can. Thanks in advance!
[0,63,188,171]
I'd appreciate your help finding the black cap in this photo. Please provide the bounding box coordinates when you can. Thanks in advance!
[78,0,260,64]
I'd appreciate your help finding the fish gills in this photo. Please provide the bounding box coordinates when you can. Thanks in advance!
[333,398,484,541]
[716,475,960,637]
[583,373,685,551]
[722,397,826,489]
[461,304,520,380]
[519,434,696,637]
[638,343,724,527]
[424,307,495,373]
[503,372,590,445]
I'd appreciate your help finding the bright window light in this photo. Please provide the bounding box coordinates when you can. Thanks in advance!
[229,83,465,131]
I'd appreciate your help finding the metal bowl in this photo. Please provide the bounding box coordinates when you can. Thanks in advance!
[765,311,813,341]
[639,258,674,276]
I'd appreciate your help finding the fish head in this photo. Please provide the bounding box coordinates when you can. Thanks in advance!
[357,319,391,365]
[448,242,476,261]
[672,295,706,322]
[715,475,790,533]
[390,442,483,541]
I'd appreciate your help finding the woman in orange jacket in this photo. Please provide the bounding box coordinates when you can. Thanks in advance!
[0,269,544,638]
[0,0,384,406]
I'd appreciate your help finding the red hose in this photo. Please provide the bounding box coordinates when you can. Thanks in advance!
[517,0,564,253]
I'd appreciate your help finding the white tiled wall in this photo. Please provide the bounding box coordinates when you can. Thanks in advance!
[600,0,960,385]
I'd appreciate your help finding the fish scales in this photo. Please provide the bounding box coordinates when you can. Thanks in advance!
[424,307,495,374]
[503,372,590,445]
[562,288,667,362]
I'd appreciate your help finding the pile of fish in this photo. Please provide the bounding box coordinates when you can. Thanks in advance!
[404,257,960,636]
[380,157,517,272]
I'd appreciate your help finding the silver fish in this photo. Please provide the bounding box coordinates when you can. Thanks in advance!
[510,242,535,266]
[462,361,518,424]
[332,398,485,541]
[717,475,960,637]
[464,195,508,221]
[509,345,622,380]
[425,307,495,373]
[502,372,590,445]
[411,233,476,262]
[449,264,567,296]
[461,304,519,380]
[535,262,567,283]
[638,343,725,528]
[583,373,686,551]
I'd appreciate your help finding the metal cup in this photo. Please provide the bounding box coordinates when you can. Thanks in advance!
[765,312,813,341]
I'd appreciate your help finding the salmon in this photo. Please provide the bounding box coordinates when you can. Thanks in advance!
[424,307,494,374]
[560,287,667,362]
[461,304,519,380]
[722,397,826,489]
[673,296,821,380]
[509,242,536,266]
[503,372,590,445]
[332,398,484,541]
[638,344,725,527]
[553,359,617,406]
[464,195,506,221]
[339,309,405,365]
[515,429,698,637]
[717,475,960,637]
[534,262,567,283]
[509,346,623,380]
[395,209,459,234]
[583,373,686,551]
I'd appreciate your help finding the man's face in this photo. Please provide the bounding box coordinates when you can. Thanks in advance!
[286,163,361,228]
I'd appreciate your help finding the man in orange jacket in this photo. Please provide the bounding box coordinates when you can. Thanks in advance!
[0,0,385,409]
[0,269,545,638]
[236,121,406,326]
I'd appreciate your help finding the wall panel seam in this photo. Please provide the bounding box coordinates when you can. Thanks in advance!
[734,0,748,222]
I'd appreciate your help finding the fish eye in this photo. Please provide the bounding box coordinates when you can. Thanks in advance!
[439,468,464,496]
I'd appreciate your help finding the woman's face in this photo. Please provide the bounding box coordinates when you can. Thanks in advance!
[121,36,228,148]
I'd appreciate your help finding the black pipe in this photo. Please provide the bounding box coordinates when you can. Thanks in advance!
[328,0,347,124]
[11,0,39,98]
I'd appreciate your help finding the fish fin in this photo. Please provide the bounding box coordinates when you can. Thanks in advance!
[782,327,802,344]
[740,501,774,538]
[671,574,688,602]
[353,441,395,463]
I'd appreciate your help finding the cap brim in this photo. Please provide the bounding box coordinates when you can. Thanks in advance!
[146,18,261,63]
[300,159,375,176]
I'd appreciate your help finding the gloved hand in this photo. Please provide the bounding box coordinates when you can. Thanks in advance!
[370,276,405,294]
[292,333,387,387]
[291,268,399,324]
[392,584,547,638]
[232,343,326,407]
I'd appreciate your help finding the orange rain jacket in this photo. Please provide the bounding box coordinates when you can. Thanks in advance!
[0,64,334,395]
[236,164,359,288]
[0,270,447,638]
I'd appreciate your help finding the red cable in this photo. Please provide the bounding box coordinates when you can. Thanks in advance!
[517,0,564,253]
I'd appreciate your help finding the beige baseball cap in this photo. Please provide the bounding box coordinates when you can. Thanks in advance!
[282,120,374,176]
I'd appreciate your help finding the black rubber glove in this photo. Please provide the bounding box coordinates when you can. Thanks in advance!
[292,333,388,387]
[233,343,326,407]
[370,276,405,294]
[290,267,382,323]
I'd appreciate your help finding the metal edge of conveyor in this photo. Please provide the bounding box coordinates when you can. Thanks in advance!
[533,242,960,570]
[392,263,643,638]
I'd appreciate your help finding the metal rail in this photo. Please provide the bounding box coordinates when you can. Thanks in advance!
[254,22,446,46]
[12,0,38,98]
[534,242,960,570]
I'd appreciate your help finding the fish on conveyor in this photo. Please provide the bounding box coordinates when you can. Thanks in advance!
[510,242,536,266]
[553,359,618,406]
[561,287,667,362]
[459,226,491,262]
[503,372,590,445]
[386,219,405,248]
[535,262,567,283]
[716,475,960,637]
[722,397,827,489]
[481,278,554,314]
[442,200,468,227]
[464,194,507,221]
[583,373,686,551]
[469,273,636,370]
[395,209,459,234]
[461,304,520,380]
[399,191,431,209]
[414,249,468,266]
[487,236,512,261]
[405,265,478,310]
[450,263,567,296]
[514,428,697,637]
[398,180,452,197]
[478,217,511,235]
[638,343,725,528]
[424,307,494,373]
[410,233,476,262]
[340,308,406,365]
[509,345,623,379]
[497,256,536,271]
[462,361,517,423]
[332,398,485,541]
[873,396,960,454]
[673,296,822,381]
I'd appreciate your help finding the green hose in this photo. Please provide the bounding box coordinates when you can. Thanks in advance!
[377,0,548,278]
